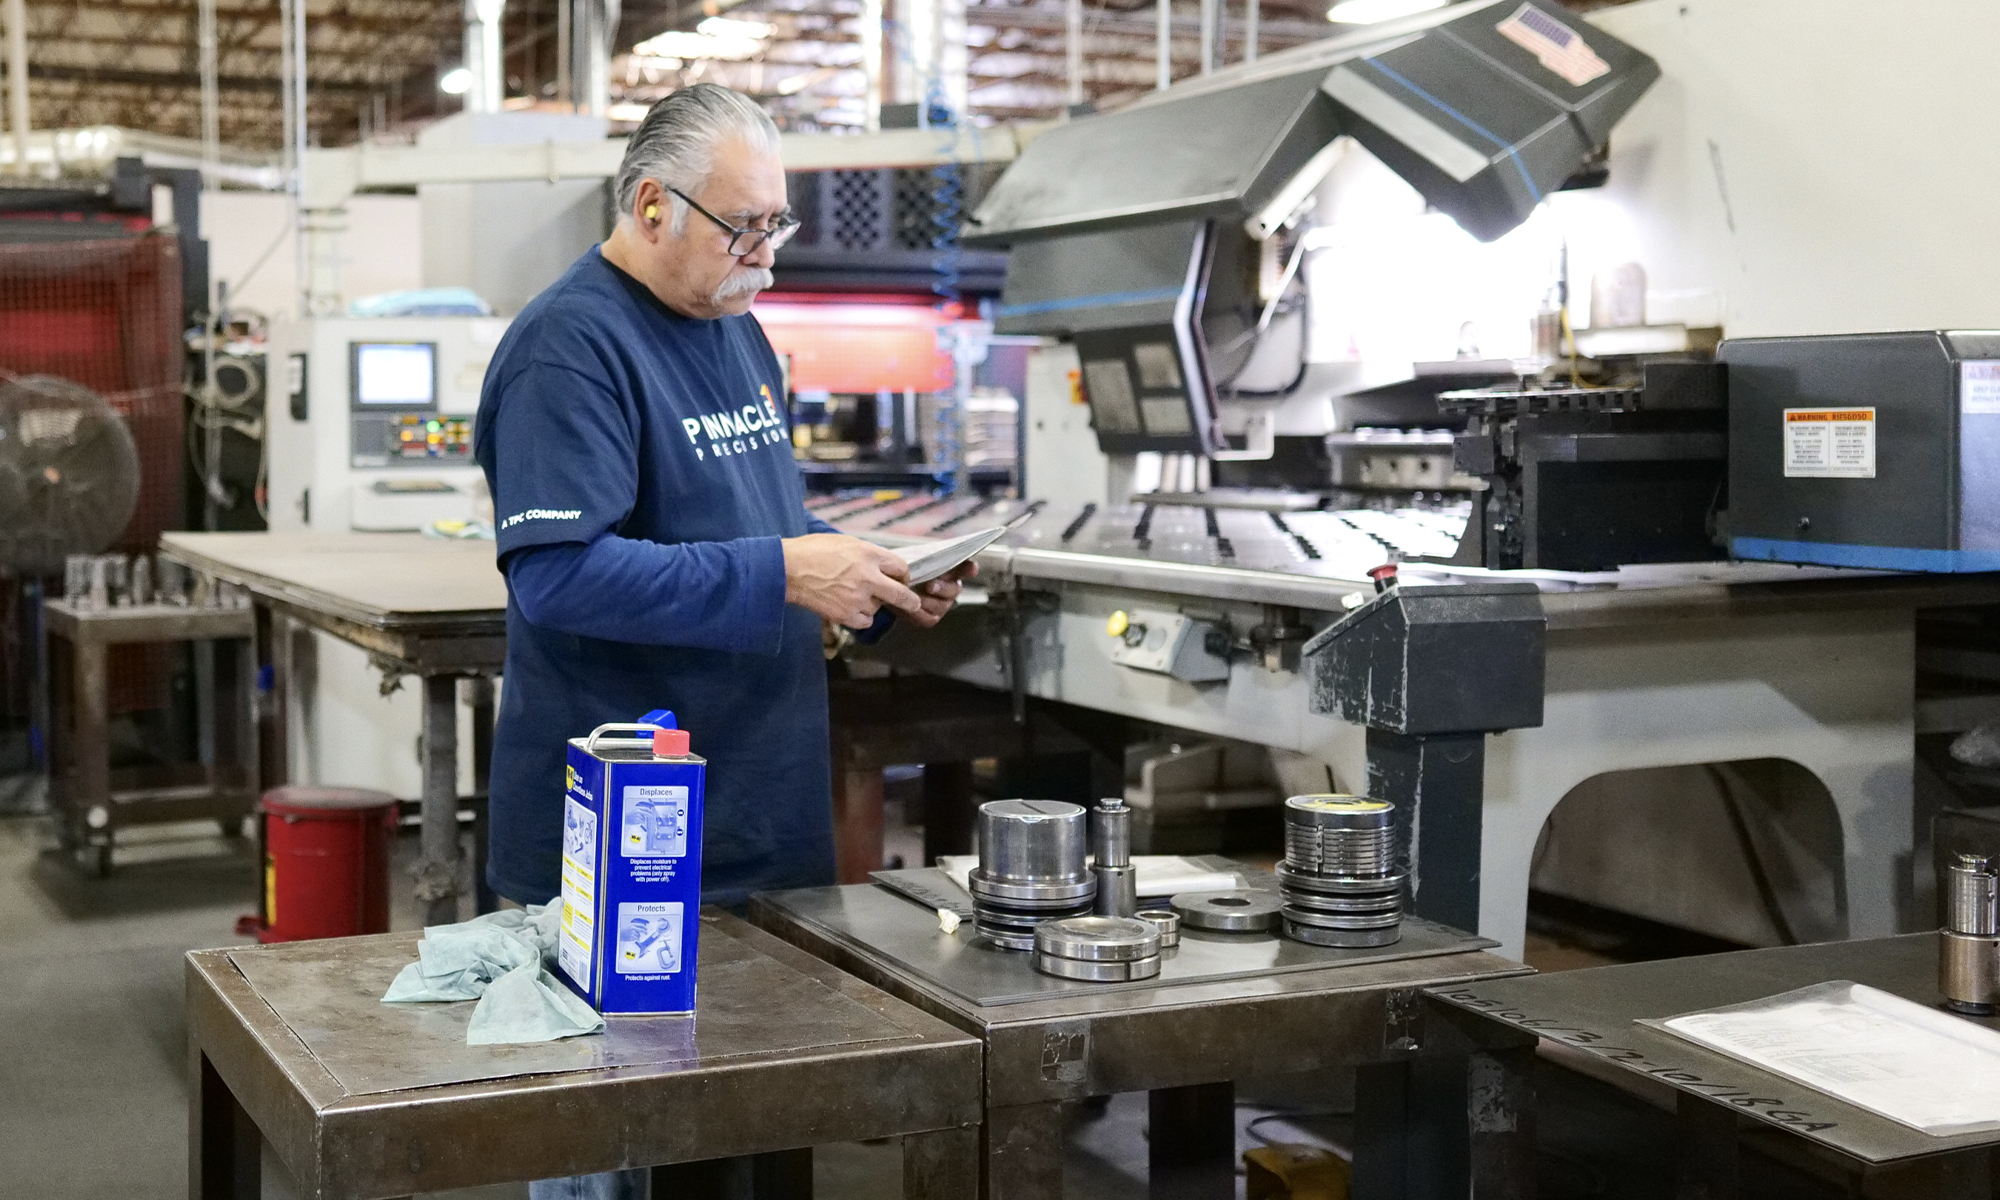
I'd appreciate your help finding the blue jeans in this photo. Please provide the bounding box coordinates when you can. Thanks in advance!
[529,1168,648,1199]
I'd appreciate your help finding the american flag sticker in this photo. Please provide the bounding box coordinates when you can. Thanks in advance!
[1495,3,1611,88]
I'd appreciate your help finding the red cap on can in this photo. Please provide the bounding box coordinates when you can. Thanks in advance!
[652,727,691,757]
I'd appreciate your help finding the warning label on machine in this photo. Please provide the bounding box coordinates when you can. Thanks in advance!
[1783,408,1875,478]
[558,796,597,986]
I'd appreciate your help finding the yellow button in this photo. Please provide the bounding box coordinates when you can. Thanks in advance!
[1106,611,1129,638]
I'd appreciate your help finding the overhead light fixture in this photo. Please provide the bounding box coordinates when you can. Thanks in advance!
[439,67,473,94]
[1326,0,1446,24]
[696,15,775,39]
[632,17,773,62]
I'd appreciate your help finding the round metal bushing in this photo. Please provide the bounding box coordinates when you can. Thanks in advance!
[1278,888,1403,916]
[968,872,1100,905]
[1135,909,1182,947]
[977,800,1091,885]
[1274,862,1409,897]
[1171,889,1282,932]
[1032,951,1163,982]
[1282,915,1402,948]
[1034,916,1160,962]
[1282,905,1402,931]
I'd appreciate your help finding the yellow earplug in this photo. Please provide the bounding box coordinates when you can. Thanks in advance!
[644,203,659,220]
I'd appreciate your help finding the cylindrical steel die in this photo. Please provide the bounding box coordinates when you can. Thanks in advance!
[1941,930,2000,1015]
[976,800,1091,886]
[1946,853,2000,936]
[1278,793,1403,948]
[1093,864,1138,917]
[1091,798,1132,868]
[972,800,1095,950]
[1282,794,1397,876]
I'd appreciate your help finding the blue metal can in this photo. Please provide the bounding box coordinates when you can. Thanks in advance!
[557,711,706,1014]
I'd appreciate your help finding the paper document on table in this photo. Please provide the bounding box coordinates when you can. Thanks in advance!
[894,526,1007,585]
[1647,980,2000,1135]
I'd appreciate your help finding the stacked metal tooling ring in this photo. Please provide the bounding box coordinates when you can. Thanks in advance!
[1941,852,2000,1015]
[1033,916,1162,981]
[969,800,1097,950]
[1276,794,1405,948]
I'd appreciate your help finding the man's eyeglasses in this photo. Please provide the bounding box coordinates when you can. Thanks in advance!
[668,187,799,257]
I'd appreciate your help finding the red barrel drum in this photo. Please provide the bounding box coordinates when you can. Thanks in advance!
[256,785,398,943]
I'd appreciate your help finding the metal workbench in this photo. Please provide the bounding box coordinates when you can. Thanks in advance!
[43,599,258,875]
[158,531,507,924]
[187,910,982,1199]
[1420,933,2000,1198]
[751,869,1530,1199]
[819,492,2000,958]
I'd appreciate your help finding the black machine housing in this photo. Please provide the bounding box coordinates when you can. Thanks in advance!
[1435,362,1729,572]
[1724,330,2000,572]
[975,1,1662,457]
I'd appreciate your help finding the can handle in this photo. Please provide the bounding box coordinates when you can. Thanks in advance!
[584,723,668,753]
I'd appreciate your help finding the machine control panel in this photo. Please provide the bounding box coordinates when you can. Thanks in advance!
[1105,608,1230,682]
[352,412,474,466]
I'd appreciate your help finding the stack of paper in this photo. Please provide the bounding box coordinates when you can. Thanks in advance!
[1653,980,2000,1135]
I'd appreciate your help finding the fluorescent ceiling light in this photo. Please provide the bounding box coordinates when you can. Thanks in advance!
[438,67,473,94]
[1327,0,1446,23]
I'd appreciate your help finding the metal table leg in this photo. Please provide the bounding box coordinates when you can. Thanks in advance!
[1675,1091,1736,1200]
[1467,1049,1535,1200]
[904,1126,979,1200]
[74,635,111,876]
[1148,1082,1235,1200]
[467,676,497,914]
[191,1051,261,1199]
[417,674,462,926]
[983,1101,1064,1200]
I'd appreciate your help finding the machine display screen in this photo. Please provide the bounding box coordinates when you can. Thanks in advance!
[351,342,437,409]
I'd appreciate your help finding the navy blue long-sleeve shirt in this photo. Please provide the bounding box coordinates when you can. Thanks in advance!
[473,247,837,908]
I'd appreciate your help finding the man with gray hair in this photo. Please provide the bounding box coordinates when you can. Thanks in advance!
[475,88,966,1193]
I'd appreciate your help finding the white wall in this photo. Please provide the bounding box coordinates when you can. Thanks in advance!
[1591,0,2000,337]
[1306,0,2000,366]
[201,192,422,321]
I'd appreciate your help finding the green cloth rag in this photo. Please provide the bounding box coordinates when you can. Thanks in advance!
[382,902,604,1044]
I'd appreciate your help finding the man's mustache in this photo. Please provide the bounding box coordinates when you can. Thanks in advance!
[714,267,775,303]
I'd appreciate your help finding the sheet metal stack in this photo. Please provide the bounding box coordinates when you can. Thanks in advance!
[970,800,1096,950]
[1275,794,1404,948]
[1032,915,1162,981]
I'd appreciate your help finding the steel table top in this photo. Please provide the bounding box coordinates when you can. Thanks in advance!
[760,872,1500,1008]
[158,531,505,670]
[753,878,1528,1109]
[187,911,981,1198]
[1427,932,2000,1165]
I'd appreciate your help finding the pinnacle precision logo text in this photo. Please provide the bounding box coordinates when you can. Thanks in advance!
[681,385,786,461]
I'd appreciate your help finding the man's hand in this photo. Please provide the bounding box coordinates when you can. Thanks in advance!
[902,560,978,629]
[782,534,926,629]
